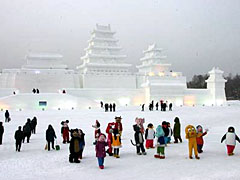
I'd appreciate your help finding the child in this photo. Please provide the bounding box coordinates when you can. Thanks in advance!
[92,120,101,145]
[112,128,121,158]
[221,127,240,156]
[133,118,146,155]
[96,133,108,169]
[145,123,155,149]
[167,122,172,144]
[173,117,182,143]
[196,125,208,153]
[162,121,169,145]
[78,129,85,159]
[154,125,165,159]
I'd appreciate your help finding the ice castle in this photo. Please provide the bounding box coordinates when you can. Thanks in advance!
[0,24,227,110]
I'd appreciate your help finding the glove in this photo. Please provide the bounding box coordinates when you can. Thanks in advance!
[137,144,140,147]
[205,128,209,132]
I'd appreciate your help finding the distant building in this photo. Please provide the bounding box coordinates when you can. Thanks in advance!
[0,24,227,110]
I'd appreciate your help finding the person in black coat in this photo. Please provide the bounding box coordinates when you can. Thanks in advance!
[169,103,173,111]
[156,102,159,111]
[46,124,57,151]
[15,126,24,152]
[23,119,32,143]
[31,117,37,134]
[133,121,146,155]
[5,110,10,122]
[104,103,109,112]
[0,122,4,145]
[113,103,116,112]
[109,104,113,112]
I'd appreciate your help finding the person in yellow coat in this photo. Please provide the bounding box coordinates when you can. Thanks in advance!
[185,125,200,159]
[112,128,122,158]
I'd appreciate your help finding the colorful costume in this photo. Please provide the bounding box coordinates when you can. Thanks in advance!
[196,125,208,153]
[221,127,240,156]
[92,120,101,145]
[112,128,121,158]
[185,125,199,159]
[145,123,155,149]
[133,118,146,155]
[115,116,123,136]
[69,129,81,163]
[106,122,115,156]
[154,125,165,159]
[61,120,70,143]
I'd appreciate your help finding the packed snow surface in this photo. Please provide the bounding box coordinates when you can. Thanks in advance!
[1,102,240,180]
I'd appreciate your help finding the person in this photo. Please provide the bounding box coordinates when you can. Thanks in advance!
[69,129,81,163]
[221,127,240,156]
[32,88,36,94]
[96,133,108,169]
[46,124,57,151]
[154,125,165,159]
[100,101,103,108]
[109,104,113,112]
[169,103,173,111]
[173,117,182,143]
[115,116,123,136]
[0,122,4,145]
[106,122,115,156]
[113,103,116,112]
[167,122,173,144]
[145,123,155,149]
[156,102,159,111]
[5,110,10,122]
[92,120,101,145]
[23,119,32,143]
[185,125,200,159]
[36,89,40,94]
[196,125,208,153]
[31,117,37,134]
[78,129,85,159]
[133,118,146,155]
[160,100,164,111]
[141,104,145,111]
[104,103,108,112]
[112,128,121,158]
[162,121,169,145]
[14,126,24,152]
[61,120,70,144]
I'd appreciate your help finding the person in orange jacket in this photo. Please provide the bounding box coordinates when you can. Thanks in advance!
[196,125,208,153]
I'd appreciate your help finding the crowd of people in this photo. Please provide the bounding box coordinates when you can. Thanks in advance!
[100,101,117,112]
[1,107,240,171]
[141,100,173,112]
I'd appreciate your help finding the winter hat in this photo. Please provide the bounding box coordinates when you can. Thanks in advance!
[196,125,203,133]
[174,117,180,123]
[147,123,153,128]
[228,126,235,133]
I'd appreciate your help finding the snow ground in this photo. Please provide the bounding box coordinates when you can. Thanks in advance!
[0,102,240,180]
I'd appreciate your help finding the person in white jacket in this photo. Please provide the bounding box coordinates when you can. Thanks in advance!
[221,127,240,156]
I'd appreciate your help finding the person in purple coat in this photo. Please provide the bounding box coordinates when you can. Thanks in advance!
[96,133,108,169]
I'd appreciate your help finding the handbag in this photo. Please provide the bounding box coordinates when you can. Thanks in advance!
[55,140,60,151]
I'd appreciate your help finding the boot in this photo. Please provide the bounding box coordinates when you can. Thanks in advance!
[195,155,200,160]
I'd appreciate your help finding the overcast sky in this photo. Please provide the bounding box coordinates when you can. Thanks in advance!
[0,0,240,80]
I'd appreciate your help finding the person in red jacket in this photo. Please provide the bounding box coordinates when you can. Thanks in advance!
[61,120,70,144]
[106,122,115,156]
[196,125,208,153]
